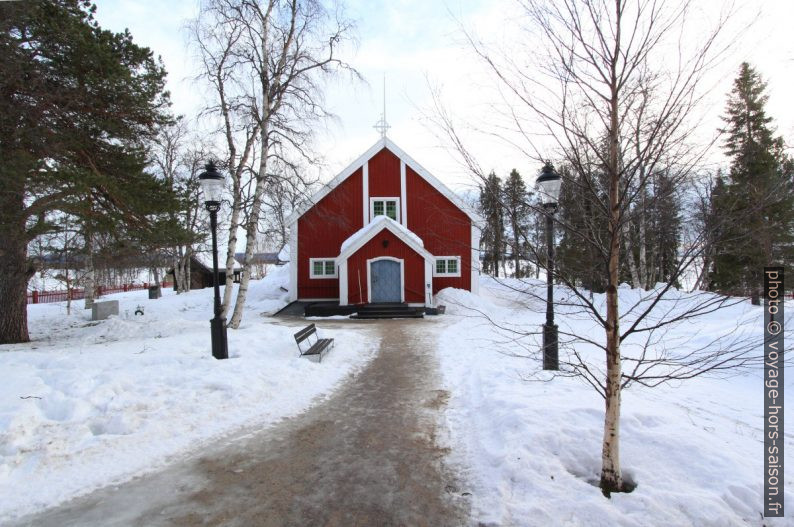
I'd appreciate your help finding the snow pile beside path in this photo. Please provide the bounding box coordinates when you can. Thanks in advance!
[436,278,794,526]
[0,268,376,521]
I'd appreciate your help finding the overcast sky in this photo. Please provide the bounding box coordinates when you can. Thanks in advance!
[95,0,794,193]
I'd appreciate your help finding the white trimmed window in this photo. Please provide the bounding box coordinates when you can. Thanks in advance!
[370,197,400,222]
[309,258,337,279]
[434,256,461,277]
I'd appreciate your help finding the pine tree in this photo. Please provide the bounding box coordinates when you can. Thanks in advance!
[556,165,609,293]
[0,0,174,343]
[479,172,505,277]
[710,63,794,297]
[502,169,532,277]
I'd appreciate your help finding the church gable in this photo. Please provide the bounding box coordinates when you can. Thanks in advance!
[289,136,480,304]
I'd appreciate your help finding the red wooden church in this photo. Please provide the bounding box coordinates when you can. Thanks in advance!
[287,136,481,309]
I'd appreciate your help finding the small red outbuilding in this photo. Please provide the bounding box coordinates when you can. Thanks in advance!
[287,137,481,307]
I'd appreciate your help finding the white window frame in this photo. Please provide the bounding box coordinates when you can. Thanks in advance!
[369,197,400,223]
[309,258,338,279]
[433,256,461,277]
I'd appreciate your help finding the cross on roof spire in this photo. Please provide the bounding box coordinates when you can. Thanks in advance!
[373,74,390,138]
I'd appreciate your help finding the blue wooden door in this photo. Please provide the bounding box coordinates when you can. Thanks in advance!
[370,260,401,303]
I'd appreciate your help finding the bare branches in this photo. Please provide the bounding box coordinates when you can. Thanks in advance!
[190,0,359,328]
[433,0,751,494]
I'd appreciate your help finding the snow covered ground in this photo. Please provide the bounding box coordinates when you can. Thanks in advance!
[0,265,378,522]
[5,264,792,526]
[436,277,794,526]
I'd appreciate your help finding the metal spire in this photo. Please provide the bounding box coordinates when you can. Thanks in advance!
[373,74,390,138]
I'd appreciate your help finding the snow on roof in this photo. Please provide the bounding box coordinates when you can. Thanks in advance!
[234,252,282,265]
[191,251,213,271]
[340,216,424,254]
[192,251,242,271]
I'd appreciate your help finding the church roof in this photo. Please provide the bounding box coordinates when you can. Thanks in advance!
[286,136,481,226]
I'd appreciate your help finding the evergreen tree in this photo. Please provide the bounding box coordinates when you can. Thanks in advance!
[0,0,174,343]
[502,169,532,277]
[621,171,681,289]
[479,172,505,277]
[556,164,609,292]
[710,63,794,297]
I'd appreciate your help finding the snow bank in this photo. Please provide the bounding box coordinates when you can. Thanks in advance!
[0,265,377,521]
[436,277,794,526]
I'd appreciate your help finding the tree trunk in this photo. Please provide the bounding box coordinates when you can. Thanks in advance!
[638,193,648,289]
[65,269,72,316]
[694,252,711,291]
[601,307,622,496]
[83,232,95,309]
[152,266,161,296]
[182,248,192,292]
[173,248,183,293]
[512,217,521,278]
[0,236,32,344]
[624,220,641,289]
[221,206,238,318]
[228,130,270,329]
[601,56,624,495]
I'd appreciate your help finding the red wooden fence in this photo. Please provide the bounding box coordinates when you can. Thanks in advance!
[27,282,174,305]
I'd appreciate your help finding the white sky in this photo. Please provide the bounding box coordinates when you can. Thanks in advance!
[95,0,794,193]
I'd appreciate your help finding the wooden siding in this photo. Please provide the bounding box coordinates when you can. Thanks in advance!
[346,229,425,304]
[367,148,401,198]
[298,168,363,298]
[405,166,472,293]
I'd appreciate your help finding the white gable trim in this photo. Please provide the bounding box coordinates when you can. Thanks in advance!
[289,221,298,301]
[337,217,434,307]
[286,136,482,226]
[362,161,369,226]
[337,217,433,263]
[400,161,407,227]
[383,137,482,225]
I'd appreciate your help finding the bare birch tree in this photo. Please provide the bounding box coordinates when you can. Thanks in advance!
[191,0,356,328]
[150,118,211,293]
[428,0,765,496]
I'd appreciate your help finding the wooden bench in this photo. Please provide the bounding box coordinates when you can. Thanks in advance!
[293,323,334,363]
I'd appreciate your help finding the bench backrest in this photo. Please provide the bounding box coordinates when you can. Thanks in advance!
[294,323,317,354]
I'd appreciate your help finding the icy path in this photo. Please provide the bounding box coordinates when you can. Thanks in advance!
[11,318,469,527]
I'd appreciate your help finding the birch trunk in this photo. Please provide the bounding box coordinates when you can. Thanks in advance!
[601,40,624,494]
[513,227,522,278]
[220,200,239,317]
[624,221,641,289]
[182,249,192,292]
[173,251,183,293]
[638,192,648,289]
[228,129,269,329]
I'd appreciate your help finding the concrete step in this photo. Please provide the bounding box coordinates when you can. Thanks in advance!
[351,312,424,319]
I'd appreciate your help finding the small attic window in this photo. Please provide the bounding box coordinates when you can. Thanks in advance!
[370,198,399,222]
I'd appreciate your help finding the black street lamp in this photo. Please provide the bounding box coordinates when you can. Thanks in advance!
[199,161,229,360]
[536,162,562,370]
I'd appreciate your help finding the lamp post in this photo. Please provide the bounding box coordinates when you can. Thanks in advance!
[199,161,229,360]
[536,162,562,370]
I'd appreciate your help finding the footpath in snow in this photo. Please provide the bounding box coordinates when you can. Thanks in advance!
[435,276,793,527]
[0,266,377,522]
